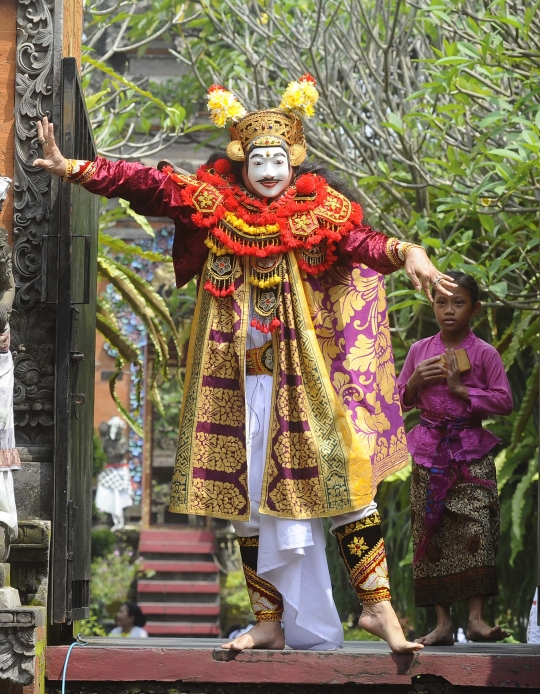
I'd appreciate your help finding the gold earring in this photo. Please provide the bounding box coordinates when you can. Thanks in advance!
[226,140,245,161]
[289,144,307,166]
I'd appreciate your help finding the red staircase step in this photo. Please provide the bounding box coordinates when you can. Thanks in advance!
[137,528,220,639]
[139,603,220,616]
[138,580,220,594]
[139,541,214,554]
[140,560,219,573]
[140,529,214,543]
[145,622,221,636]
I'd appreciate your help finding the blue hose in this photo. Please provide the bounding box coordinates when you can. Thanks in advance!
[61,634,87,694]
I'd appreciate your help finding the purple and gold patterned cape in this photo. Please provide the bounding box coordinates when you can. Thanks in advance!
[169,252,407,521]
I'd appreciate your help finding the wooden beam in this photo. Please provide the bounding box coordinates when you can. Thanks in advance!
[46,642,540,689]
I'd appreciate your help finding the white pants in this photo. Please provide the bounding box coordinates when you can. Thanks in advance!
[233,369,377,650]
[0,470,17,541]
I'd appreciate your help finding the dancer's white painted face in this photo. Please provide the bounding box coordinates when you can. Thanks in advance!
[242,146,292,199]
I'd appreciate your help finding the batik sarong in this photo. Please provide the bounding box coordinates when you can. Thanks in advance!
[411,454,499,606]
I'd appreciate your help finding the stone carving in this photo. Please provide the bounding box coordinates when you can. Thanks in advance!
[151,481,171,525]
[11,311,55,441]
[214,530,242,574]
[13,0,56,448]
[98,416,130,463]
[10,521,50,607]
[0,607,44,686]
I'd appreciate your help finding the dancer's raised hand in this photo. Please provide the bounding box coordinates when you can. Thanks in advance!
[404,247,456,304]
[33,117,67,177]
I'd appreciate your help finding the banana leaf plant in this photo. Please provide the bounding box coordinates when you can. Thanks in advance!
[96,203,181,436]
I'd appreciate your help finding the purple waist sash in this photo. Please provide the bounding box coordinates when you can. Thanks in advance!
[413,413,495,565]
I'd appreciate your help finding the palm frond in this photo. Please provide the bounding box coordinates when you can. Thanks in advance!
[510,456,538,564]
[108,363,144,437]
[95,311,141,365]
[497,436,535,492]
[97,255,171,413]
[99,232,172,262]
[502,313,534,370]
[118,199,156,238]
[511,363,539,448]
[108,259,181,356]
[97,255,170,364]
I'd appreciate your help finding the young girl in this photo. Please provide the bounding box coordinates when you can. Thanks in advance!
[398,271,512,645]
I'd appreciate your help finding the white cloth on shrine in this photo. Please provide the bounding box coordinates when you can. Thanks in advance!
[233,324,377,651]
[0,471,17,541]
[95,465,133,532]
[0,331,20,540]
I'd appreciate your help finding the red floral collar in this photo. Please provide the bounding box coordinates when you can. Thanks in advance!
[169,158,363,274]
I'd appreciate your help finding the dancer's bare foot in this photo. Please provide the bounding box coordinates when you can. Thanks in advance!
[415,623,454,646]
[221,621,285,652]
[358,601,423,653]
[466,618,509,642]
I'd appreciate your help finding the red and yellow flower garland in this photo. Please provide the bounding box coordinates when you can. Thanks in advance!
[165,159,363,333]
[172,159,363,272]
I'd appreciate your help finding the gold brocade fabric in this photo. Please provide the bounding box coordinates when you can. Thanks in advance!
[169,252,407,521]
[302,265,409,495]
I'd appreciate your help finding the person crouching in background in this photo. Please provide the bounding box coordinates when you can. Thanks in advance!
[109,602,148,638]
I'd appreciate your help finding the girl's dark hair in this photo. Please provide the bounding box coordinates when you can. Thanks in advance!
[204,150,362,203]
[434,270,479,303]
[124,601,146,628]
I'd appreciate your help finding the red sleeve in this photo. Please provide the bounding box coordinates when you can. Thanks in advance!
[82,156,192,220]
[337,224,399,275]
[81,157,210,287]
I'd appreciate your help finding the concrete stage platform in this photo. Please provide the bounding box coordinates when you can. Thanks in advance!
[46,638,540,689]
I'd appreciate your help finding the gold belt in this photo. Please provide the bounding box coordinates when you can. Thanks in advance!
[246,343,274,376]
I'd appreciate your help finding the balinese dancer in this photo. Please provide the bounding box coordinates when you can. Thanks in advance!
[398,271,512,645]
[34,75,455,652]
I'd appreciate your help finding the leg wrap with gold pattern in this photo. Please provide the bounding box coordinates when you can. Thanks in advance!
[238,536,284,622]
[333,512,391,605]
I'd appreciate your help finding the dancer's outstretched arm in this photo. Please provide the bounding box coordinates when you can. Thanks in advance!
[33,117,192,221]
[339,223,456,304]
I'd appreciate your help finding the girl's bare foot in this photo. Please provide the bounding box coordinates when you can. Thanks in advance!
[358,601,423,653]
[415,623,454,646]
[466,618,509,642]
[221,621,285,652]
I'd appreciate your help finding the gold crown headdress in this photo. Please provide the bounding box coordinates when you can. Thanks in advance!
[206,75,319,167]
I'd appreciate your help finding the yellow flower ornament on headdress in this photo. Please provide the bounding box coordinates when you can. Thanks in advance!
[279,74,319,118]
[207,75,319,166]
[207,85,247,128]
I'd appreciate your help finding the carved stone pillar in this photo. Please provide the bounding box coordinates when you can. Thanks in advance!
[13,0,57,493]
[0,0,64,689]
[0,607,46,690]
